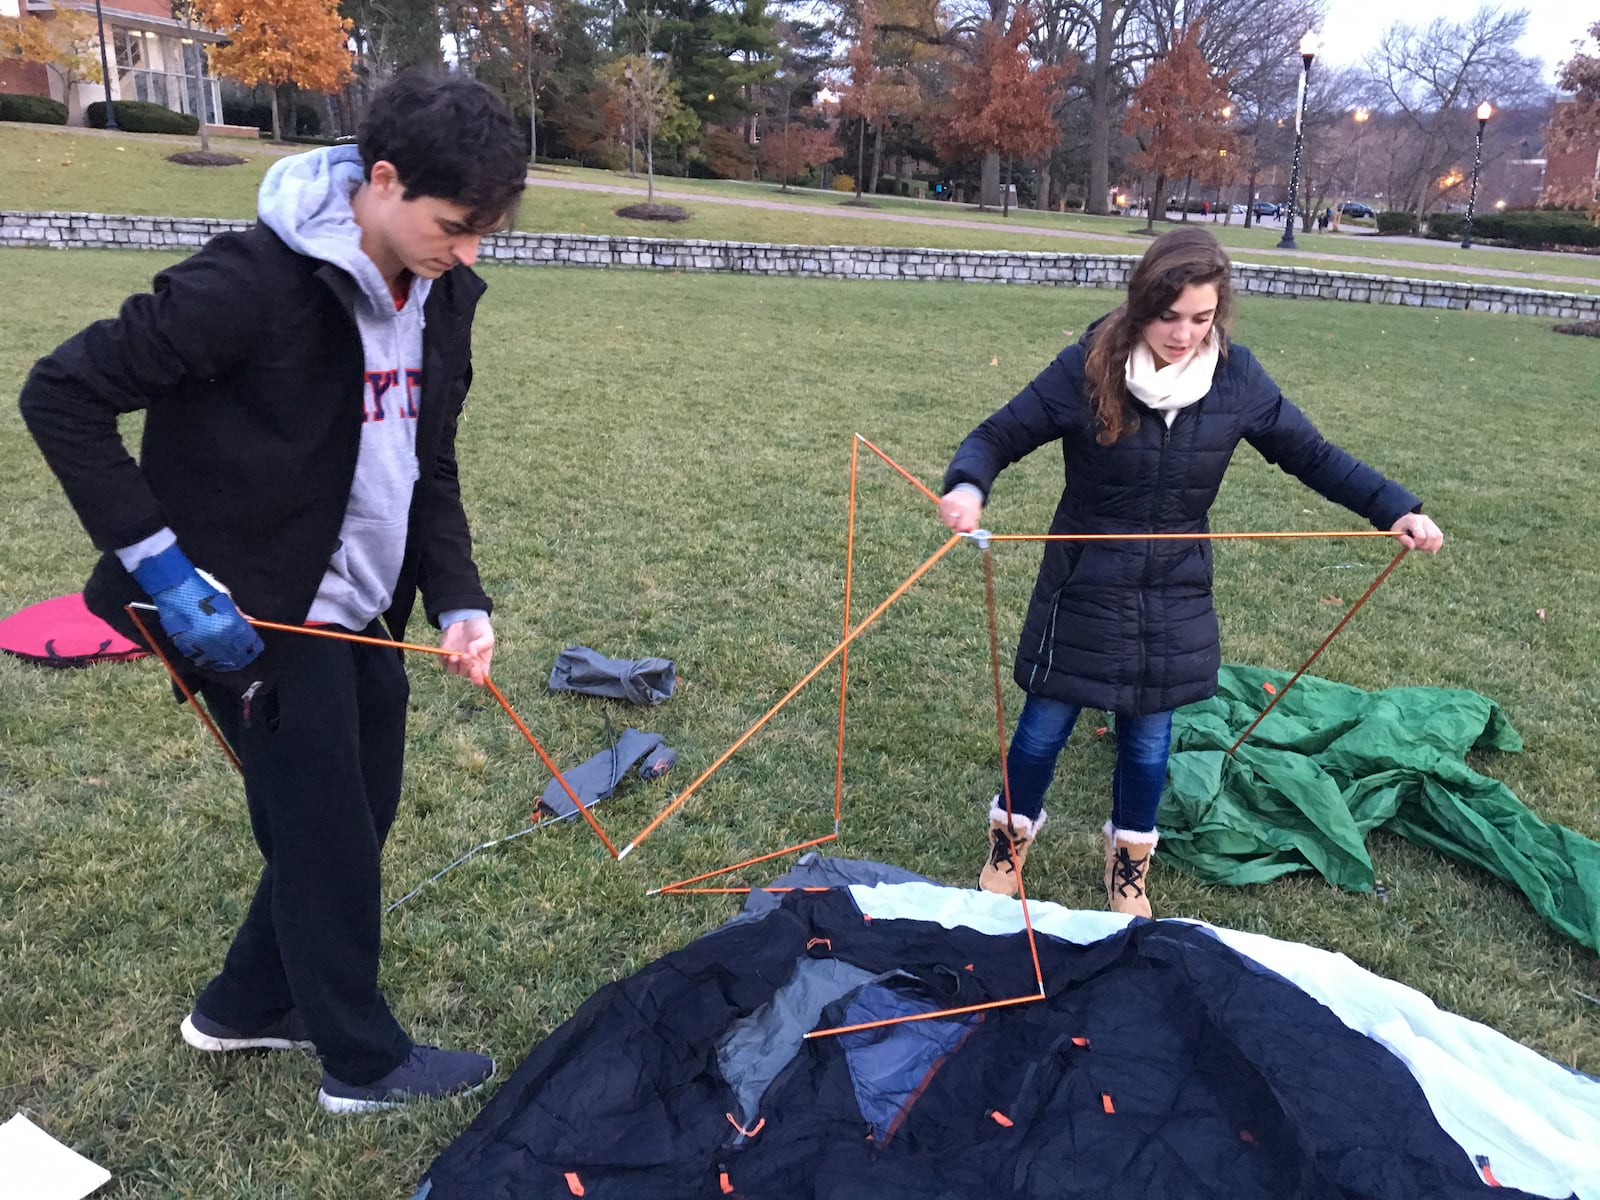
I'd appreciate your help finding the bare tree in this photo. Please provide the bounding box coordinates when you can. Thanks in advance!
[1365,5,1547,216]
[1134,0,1323,225]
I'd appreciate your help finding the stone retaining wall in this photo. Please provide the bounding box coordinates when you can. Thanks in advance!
[4,209,1596,320]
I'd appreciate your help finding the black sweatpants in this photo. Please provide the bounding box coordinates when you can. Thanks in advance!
[195,621,414,1085]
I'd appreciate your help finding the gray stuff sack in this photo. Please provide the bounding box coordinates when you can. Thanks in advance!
[539,728,677,820]
[548,645,677,706]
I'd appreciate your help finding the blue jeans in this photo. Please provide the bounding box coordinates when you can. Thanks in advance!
[1000,694,1173,832]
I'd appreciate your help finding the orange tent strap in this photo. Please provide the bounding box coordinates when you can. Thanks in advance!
[563,1170,585,1196]
[806,993,1043,1039]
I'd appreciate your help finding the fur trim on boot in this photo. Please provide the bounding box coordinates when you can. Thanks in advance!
[1103,821,1158,918]
[979,798,1047,897]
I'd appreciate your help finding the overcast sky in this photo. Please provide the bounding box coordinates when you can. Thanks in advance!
[1314,1,1593,84]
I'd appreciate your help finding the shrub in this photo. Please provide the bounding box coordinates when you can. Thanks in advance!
[221,100,321,137]
[701,127,755,179]
[85,100,199,135]
[1061,196,1084,211]
[1427,213,1465,240]
[831,173,856,193]
[1375,210,1418,235]
[1471,209,1600,251]
[0,94,67,125]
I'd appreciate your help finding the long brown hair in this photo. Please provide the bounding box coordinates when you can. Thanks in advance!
[1083,227,1234,445]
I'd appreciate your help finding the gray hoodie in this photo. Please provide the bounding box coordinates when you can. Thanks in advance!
[258,145,431,631]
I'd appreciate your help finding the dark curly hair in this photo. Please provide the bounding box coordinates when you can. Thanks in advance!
[359,71,526,233]
[1083,227,1234,445]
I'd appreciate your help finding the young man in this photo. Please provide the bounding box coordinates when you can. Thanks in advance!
[19,72,527,1113]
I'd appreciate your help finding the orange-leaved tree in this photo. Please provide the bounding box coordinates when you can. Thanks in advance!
[0,2,102,123]
[1125,21,1236,232]
[837,0,918,202]
[1546,20,1600,219]
[194,0,352,142]
[940,5,1067,216]
[759,114,838,187]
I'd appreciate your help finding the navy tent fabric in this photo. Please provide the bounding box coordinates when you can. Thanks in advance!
[417,886,1552,1200]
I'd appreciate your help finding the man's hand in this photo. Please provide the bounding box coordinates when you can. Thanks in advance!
[130,543,264,672]
[1389,512,1444,553]
[441,616,495,686]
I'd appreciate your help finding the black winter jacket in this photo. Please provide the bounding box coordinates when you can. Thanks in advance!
[19,223,490,643]
[943,333,1419,716]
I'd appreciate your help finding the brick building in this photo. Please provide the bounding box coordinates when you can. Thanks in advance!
[1,0,225,126]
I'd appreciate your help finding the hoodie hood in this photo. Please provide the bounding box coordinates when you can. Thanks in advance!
[258,144,432,316]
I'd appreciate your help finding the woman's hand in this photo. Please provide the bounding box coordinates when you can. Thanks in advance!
[1390,512,1444,553]
[939,490,983,533]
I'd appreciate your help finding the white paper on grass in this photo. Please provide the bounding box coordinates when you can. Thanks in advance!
[0,1114,111,1200]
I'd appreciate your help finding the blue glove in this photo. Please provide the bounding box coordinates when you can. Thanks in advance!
[130,543,264,673]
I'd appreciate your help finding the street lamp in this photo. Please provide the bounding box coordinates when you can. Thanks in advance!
[1352,107,1369,198]
[92,0,117,131]
[1461,100,1493,250]
[1276,29,1320,250]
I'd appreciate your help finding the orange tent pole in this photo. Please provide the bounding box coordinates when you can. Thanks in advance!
[807,993,1045,1039]
[484,678,619,859]
[835,436,861,830]
[659,886,841,895]
[1228,547,1409,755]
[619,535,965,860]
[987,530,1397,542]
[125,604,242,773]
[650,833,839,895]
[133,610,609,855]
[854,434,941,505]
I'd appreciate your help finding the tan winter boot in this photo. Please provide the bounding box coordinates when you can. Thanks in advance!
[979,799,1047,898]
[1103,822,1158,918]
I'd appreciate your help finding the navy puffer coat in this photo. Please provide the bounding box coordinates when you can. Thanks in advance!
[943,332,1420,717]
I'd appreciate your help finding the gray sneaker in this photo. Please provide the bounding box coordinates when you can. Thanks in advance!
[181,1007,315,1053]
[317,1045,495,1114]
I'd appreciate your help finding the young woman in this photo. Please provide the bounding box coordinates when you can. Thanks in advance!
[938,227,1442,916]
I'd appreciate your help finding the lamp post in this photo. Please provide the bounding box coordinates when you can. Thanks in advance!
[1460,101,1492,250]
[1351,107,1369,198]
[1276,29,1319,250]
[92,0,117,130]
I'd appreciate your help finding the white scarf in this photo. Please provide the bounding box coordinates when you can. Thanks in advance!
[1124,335,1221,426]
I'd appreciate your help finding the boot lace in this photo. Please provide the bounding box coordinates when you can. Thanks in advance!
[1112,847,1147,898]
[989,826,1020,871]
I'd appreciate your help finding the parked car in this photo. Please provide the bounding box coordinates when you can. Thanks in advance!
[1338,201,1376,219]
[1250,201,1280,218]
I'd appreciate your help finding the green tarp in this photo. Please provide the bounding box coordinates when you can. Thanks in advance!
[1161,665,1600,950]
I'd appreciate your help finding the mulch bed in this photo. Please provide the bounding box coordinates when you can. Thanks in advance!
[615,203,692,222]
[166,151,248,167]
[1554,321,1600,338]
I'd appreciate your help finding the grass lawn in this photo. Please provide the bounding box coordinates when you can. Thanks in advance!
[2,247,1598,1196]
[5,128,1600,294]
